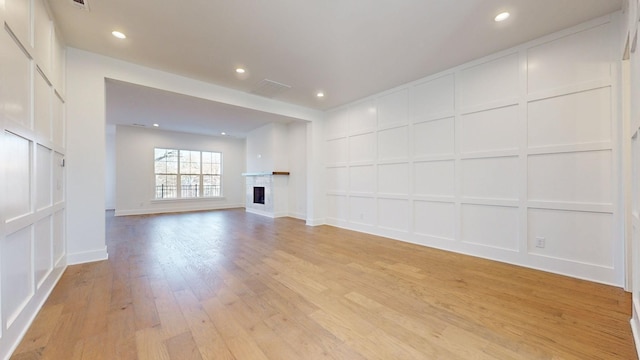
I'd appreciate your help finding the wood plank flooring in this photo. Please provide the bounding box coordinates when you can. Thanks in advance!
[11,209,637,359]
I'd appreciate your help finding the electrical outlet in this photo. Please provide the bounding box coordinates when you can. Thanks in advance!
[535,236,546,248]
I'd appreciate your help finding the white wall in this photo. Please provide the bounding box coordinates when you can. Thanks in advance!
[289,122,308,219]
[246,122,294,173]
[105,125,116,210]
[306,118,326,226]
[245,121,308,219]
[0,0,67,358]
[65,48,323,268]
[115,125,245,215]
[246,123,279,173]
[274,123,290,171]
[324,14,622,286]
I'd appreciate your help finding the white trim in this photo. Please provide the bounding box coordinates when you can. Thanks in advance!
[527,79,611,102]
[66,247,108,265]
[287,212,307,221]
[245,208,289,218]
[115,203,244,216]
[305,217,326,226]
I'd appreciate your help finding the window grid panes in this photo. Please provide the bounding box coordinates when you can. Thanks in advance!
[154,148,222,199]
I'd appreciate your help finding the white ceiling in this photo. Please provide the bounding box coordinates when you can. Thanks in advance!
[49,0,622,136]
[105,79,303,138]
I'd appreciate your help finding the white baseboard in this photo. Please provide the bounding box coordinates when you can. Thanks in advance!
[245,208,310,221]
[115,203,244,216]
[287,212,307,221]
[245,208,277,218]
[306,217,326,226]
[67,247,108,265]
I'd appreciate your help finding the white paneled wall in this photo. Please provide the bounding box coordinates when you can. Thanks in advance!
[413,201,455,240]
[623,0,640,354]
[461,204,519,251]
[460,54,519,110]
[324,15,621,285]
[460,106,519,153]
[0,0,67,358]
[413,118,455,157]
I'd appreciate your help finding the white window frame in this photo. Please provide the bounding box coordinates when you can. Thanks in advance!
[154,148,222,199]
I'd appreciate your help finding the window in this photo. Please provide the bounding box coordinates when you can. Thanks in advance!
[154,148,221,199]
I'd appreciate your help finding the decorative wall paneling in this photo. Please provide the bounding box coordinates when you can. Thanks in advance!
[324,15,621,286]
[0,1,67,358]
[622,0,640,356]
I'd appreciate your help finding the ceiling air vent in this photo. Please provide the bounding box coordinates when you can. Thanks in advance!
[251,79,291,98]
[69,0,90,11]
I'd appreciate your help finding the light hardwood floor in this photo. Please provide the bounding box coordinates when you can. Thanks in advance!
[11,209,636,359]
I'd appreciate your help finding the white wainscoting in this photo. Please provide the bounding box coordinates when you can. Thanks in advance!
[0,1,68,358]
[324,14,622,286]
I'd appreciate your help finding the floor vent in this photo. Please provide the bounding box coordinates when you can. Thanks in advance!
[251,79,291,98]
[70,0,90,11]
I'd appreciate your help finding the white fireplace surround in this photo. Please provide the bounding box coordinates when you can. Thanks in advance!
[243,172,289,218]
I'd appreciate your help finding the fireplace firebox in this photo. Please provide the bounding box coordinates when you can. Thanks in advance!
[253,186,265,204]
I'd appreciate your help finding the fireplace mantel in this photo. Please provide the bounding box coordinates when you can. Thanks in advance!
[242,171,290,176]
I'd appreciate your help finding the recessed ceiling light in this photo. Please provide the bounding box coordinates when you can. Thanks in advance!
[112,31,126,39]
[221,132,226,135]
[317,92,325,98]
[153,123,159,127]
[494,12,510,22]
[235,68,245,74]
